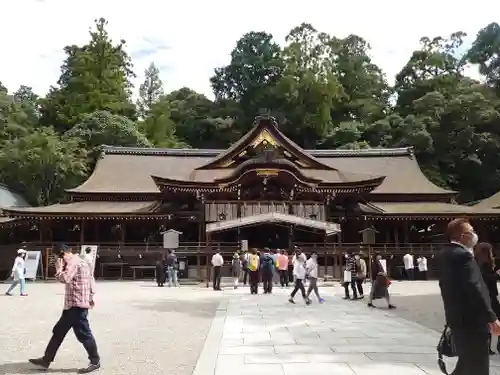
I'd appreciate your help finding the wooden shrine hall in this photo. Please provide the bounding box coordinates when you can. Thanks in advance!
[2,115,500,280]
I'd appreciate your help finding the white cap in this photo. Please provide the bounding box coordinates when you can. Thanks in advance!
[17,249,27,254]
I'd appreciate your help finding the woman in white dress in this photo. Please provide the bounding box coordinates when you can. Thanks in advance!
[6,249,28,296]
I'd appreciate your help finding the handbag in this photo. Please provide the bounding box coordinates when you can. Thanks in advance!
[436,325,457,374]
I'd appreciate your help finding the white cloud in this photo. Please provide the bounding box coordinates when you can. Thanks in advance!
[1,0,497,99]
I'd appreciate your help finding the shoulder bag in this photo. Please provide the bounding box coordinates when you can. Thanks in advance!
[436,324,457,374]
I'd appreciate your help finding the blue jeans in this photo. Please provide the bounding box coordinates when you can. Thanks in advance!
[167,266,178,286]
[6,278,25,295]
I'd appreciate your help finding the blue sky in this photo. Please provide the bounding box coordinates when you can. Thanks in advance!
[1,0,498,100]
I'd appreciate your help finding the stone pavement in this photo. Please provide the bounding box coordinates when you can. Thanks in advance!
[0,282,219,375]
[193,285,500,375]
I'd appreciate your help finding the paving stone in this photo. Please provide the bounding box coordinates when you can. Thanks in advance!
[245,353,307,364]
[283,363,355,375]
[218,345,273,355]
[365,353,438,362]
[274,344,333,354]
[348,363,428,374]
[216,363,285,375]
[333,345,436,354]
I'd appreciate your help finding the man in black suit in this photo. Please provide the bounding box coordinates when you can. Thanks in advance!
[437,218,500,375]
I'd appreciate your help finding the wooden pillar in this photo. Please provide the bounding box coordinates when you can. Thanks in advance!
[197,192,206,281]
[80,219,85,245]
[403,221,409,244]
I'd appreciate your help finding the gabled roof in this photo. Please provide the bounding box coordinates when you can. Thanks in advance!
[473,191,500,210]
[67,144,453,196]
[196,115,332,170]
[66,115,454,197]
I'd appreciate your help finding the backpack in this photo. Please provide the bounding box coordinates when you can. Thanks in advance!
[248,254,259,271]
[262,255,275,271]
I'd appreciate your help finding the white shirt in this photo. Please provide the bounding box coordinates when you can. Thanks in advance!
[403,254,414,270]
[417,257,428,272]
[305,258,318,279]
[211,253,224,267]
[293,260,307,279]
[12,256,25,280]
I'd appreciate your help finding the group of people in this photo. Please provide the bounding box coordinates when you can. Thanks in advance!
[211,247,324,305]
[342,251,396,309]
[402,252,429,280]
[154,249,179,287]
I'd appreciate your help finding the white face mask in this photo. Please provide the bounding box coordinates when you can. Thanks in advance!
[471,232,479,247]
[355,255,360,260]
[344,254,349,259]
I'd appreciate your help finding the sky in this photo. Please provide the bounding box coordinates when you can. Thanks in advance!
[1,0,499,100]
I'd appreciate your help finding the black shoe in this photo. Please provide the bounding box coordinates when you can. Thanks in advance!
[29,358,50,369]
[388,304,396,309]
[343,296,350,300]
[490,349,496,355]
[78,362,101,374]
[367,303,375,308]
[288,298,296,304]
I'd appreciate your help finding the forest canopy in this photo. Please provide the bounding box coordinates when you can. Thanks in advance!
[1,18,500,206]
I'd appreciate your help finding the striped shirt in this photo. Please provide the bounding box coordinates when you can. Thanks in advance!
[56,255,95,310]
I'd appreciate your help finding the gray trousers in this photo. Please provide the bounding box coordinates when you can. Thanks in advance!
[306,277,321,300]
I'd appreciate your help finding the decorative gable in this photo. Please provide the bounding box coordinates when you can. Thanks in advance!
[198,116,330,170]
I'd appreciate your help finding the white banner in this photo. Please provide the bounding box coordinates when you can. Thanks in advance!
[80,245,99,274]
[25,251,41,280]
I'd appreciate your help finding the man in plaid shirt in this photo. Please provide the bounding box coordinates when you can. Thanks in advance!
[29,245,101,373]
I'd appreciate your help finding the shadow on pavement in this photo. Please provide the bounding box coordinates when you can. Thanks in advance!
[134,298,218,318]
[0,362,79,374]
[387,292,445,332]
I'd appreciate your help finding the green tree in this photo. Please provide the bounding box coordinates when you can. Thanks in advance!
[0,127,88,205]
[66,111,151,158]
[165,87,234,148]
[139,97,187,148]
[210,31,284,129]
[467,22,500,95]
[274,23,344,147]
[39,18,136,133]
[137,62,164,119]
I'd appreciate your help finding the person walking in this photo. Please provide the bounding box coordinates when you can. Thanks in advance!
[343,252,358,300]
[5,249,28,296]
[166,249,179,287]
[241,251,249,285]
[155,255,165,287]
[231,252,241,289]
[260,249,275,294]
[474,242,500,355]
[416,255,428,280]
[305,252,324,303]
[288,252,311,305]
[403,252,414,280]
[367,253,395,309]
[29,245,100,373]
[248,249,260,294]
[211,250,224,291]
[437,218,500,375]
[354,253,367,299]
[277,250,289,287]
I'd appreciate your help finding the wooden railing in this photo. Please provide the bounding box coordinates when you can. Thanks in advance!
[0,241,447,256]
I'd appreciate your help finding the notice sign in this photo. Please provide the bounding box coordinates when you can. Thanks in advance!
[80,245,98,274]
[25,251,41,280]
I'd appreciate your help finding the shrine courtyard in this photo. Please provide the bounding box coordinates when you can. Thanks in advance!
[1,281,500,375]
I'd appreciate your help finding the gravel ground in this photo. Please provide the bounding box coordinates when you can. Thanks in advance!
[0,282,219,375]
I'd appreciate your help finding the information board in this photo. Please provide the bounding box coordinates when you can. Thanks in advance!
[163,230,182,249]
[24,251,41,280]
[80,245,99,274]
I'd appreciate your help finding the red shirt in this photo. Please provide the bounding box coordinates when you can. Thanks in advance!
[55,255,95,310]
